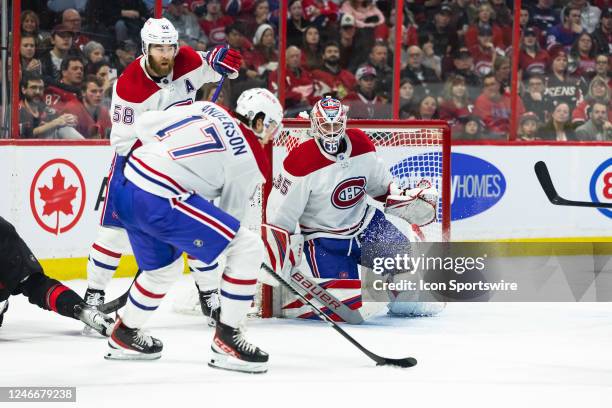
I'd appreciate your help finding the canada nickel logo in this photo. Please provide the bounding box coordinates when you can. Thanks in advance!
[30,159,86,234]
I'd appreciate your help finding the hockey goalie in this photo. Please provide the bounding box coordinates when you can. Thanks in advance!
[263,96,445,323]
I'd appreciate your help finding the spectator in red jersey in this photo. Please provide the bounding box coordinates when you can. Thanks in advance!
[61,9,90,52]
[20,34,42,77]
[464,3,506,50]
[269,46,318,114]
[592,8,611,54]
[518,112,541,140]
[40,24,76,86]
[44,55,84,113]
[568,32,597,79]
[244,24,278,79]
[518,8,546,49]
[469,25,498,78]
[571,76,612,125]
[302,0,339,32]
[438,74,473,131]
[539,102,577,141]
[544,47,582,112]
[63,75,112,138]
[474,73,525,139]
[519,27,550,76]
[287,0,307,47]
[19,73,82,139]
[343,65,390,119]
[311,41,357,100]
[301,25,323,70]
[199,0,235,47]
[522,73,551,122]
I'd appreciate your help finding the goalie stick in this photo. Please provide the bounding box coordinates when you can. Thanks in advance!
[97,77,228,314]
[534,161,612,209]
[261,263,417,368]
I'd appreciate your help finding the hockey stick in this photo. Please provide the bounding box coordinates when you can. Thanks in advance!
[211,75,226,102]
[261,263,417,368]
[534,161,612,209]
[289,269,365,325]
[98,269,142,314]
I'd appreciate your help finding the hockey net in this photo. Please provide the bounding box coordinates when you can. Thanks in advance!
[173,119,451,318]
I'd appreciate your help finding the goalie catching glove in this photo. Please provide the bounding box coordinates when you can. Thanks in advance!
[260,224,303,287]
[384,180,439,227]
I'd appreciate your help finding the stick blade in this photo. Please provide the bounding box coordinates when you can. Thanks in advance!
[534,161,560,203]
[376,357,418,368]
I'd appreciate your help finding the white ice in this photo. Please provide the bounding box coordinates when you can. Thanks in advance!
[1,275,611,408]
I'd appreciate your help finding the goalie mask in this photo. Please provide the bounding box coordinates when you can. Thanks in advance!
[235,88,283,143]
[311,97,347,154]
[140,17,179,59]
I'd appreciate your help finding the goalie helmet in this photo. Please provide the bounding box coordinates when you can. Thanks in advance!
[140,17,179,58]
[235,88,283,142]
[310,96,347,154]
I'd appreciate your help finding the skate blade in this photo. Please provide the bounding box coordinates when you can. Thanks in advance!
[81,325,103,337]
[104,347,161,361]
[208,351,267,374]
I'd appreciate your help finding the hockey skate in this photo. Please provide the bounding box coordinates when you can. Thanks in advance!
[74,303,115,337]
[209,321,268,374]
[198,287,220,327]
[105,319,163,360]
[82,288,105,336]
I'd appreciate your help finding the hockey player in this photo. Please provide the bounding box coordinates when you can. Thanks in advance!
[84,17,242,325]
[104,89,283,374]
[264,96,444,321]
[0,216,114,336]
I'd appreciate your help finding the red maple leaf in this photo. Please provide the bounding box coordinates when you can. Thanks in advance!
[38,169,78,233]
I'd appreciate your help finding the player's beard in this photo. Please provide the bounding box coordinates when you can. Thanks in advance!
[148,55,175,77]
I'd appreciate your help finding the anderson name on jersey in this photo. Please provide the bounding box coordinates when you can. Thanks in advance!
[266,128,393,240]
[110,46,223,156]
[124,102,268,221]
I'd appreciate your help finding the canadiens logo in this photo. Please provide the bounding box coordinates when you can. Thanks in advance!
[29,159,86,235]
[331,177,366,209]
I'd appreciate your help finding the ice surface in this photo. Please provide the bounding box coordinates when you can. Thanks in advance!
[1,275,611,408]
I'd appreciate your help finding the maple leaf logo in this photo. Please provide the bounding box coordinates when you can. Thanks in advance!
[38,168,79,234]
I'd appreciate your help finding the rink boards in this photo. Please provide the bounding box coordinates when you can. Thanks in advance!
[0,140,610,279]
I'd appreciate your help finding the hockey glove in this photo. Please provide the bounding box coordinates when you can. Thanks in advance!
[206,46,242,79]
[385,180,439,227]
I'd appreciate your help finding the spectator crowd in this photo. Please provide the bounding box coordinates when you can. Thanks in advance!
[10,0,612,141]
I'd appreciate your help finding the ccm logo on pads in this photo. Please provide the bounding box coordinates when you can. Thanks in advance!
[331,177,366,209]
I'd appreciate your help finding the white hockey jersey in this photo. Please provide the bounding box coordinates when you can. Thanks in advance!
[124,101,269,220]
[110,46,222,156]
[266,129,393,240]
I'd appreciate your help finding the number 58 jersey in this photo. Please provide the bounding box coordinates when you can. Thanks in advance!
[124,101,269,220]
